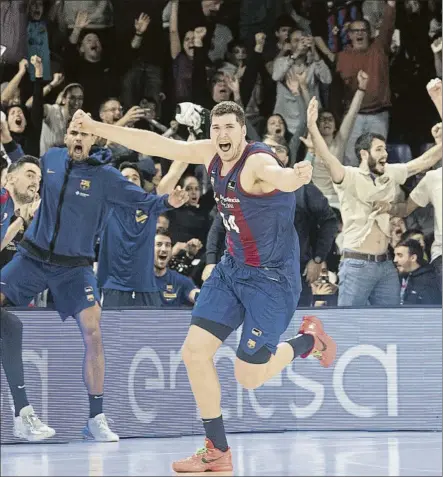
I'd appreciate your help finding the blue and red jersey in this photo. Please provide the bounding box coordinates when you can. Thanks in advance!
[208,142,300,271]
[0,189,15,243]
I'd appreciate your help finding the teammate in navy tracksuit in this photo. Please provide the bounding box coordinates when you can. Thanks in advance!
[0,155,55,441]
[0,122,188,441]
[154,228,200,307]
[73,102,337,471]
[97,160,187,307]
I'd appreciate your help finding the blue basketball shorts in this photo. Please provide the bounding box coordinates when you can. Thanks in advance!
[1,252,100,320]
[192,254,301,358]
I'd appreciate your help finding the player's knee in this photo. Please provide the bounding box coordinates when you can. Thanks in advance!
[234,365,263,390]
[181,339,212,366]
[77,304,102,339]
[181,320,226,366]
[234,347,272,389]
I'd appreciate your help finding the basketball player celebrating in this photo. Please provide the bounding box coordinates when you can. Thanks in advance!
[72,102,337,472]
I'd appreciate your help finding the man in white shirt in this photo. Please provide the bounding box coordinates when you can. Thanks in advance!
[307,96,442,306]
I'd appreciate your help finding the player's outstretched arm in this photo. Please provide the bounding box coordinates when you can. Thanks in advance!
[306,97,345,184]
[71,110,215,165]
[253,153,312,193]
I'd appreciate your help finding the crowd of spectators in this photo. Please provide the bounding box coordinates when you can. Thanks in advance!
[1,0,442,307]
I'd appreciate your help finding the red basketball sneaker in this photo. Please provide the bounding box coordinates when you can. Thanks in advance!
[172,438,233,473]
[298,315,337,368]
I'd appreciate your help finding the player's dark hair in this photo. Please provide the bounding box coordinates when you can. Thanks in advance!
[8,155,40,174]
[211,101,245,127]
[401,229,425,243]
[274,13,295,32]
[355,132,386,162]
[396,239,426,266]
[119,161,145,188]
[99,97,120,115]
[156,227,171,239]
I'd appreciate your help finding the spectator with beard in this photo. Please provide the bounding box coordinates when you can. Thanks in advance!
[307,96,442,306]
[394,238,441,305]
[65,11,118,118]
[300,70,369,209]
[154,228,200,307]
[6,56,44,157]
[400,228,430,262]
[40,82,84,154]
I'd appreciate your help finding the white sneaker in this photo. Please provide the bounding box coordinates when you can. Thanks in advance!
[13,405,56,441]
[82,413,119,442]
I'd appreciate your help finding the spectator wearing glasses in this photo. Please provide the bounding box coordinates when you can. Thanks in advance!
[331,1,397,166]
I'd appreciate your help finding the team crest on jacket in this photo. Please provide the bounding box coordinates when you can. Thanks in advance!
[135,209,148,224]
[80,179,91,190]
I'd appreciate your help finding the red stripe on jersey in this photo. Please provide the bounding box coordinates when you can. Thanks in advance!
[0,189,10,204]
[226,185,261,266]
[226,232,234,256]
[235,204,261,266]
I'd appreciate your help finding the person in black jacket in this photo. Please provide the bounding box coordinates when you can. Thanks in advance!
[202,135,339,306]
[6,56,44,158]
[394,238,442,305]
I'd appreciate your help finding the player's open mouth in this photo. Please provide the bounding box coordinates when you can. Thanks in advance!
[15,118,23,126]
[275,128,282,135]
[74,145,83,155]
[219,143,231,152]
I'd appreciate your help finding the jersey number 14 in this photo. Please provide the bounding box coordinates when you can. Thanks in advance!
[220,212,240,233]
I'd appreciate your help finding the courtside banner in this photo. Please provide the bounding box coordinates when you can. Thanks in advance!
[1,307,441,443]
